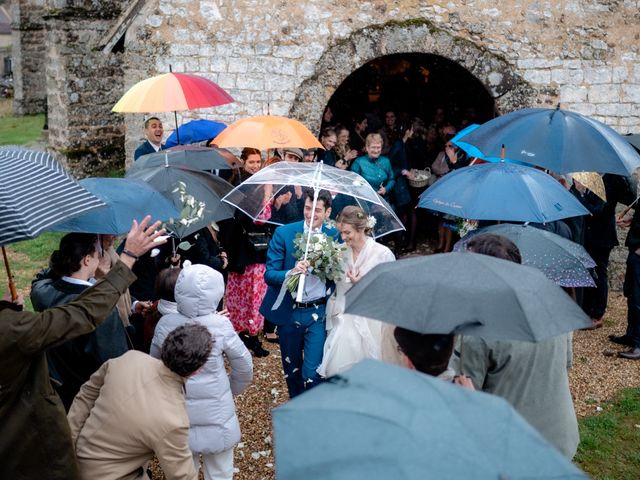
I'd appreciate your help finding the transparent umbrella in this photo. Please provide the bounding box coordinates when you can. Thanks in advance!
[222,161,405,300]
[222,161,404,238]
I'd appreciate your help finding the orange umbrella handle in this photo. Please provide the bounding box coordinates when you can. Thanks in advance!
[1,246,18,301]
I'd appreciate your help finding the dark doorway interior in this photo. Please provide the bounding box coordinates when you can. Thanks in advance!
[322,53,495,133]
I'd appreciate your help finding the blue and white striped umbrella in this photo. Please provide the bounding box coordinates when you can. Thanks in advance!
[0,147,105,245]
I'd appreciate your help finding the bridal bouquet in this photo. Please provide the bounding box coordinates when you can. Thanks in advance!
[285,231,346,299]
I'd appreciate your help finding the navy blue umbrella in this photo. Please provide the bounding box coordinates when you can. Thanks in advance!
[454,107,640,175]
[418,162,590,223]
[51,178,180,234]
[165,119,227,147]
[274,360,588,480]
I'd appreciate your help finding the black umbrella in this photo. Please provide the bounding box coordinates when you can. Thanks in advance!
[126,165,235,239]
[344,252,591,342]
[0,147,105,298]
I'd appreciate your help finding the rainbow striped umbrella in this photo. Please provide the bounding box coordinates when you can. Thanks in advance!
[113,72,233,113]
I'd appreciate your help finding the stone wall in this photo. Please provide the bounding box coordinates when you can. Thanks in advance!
[113,0,640,163]
[44,2,128,176]
[12,0,640,170]
[11,0,46,115]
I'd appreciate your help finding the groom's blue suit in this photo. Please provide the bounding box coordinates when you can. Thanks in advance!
[260,220,339,397]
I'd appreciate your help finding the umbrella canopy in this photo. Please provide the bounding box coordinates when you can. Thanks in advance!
[344,252,591,342]
[126,165,235,239]
[112,72,233,113]
[222,161,404,238]
[128,146,236,175]
[0,148,105,245]
[212,115,323,150]
[418,162,590,223]
[274,359,588,480]
[165,119,227,147]
[454,107,640,175]
[453,223,596,288]
[627,134,640,152]
[49,178,180,235]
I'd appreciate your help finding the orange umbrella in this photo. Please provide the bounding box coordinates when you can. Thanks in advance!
[113,72,233,113]
[212,115,324,151]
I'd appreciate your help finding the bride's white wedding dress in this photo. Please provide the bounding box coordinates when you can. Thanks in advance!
[317,237,395,377]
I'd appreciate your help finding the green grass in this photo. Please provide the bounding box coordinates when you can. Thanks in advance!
[575,388,640,479]
[3,232,64,311]
[0,113,46,145]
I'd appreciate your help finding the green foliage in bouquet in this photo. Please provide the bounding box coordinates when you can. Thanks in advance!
[285,232,346,298]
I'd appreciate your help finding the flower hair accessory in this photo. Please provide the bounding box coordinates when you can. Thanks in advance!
[366,215,377,229]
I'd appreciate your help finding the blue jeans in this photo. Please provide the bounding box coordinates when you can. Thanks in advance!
[278,304,326,398]
[623,251,640,348]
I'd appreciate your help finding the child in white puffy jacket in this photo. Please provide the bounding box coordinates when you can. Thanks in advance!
[151,263,253,480]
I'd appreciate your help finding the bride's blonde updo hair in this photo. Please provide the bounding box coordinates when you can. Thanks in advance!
[336,206,373,236]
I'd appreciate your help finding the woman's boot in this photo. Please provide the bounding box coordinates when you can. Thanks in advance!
[240,333,270,358]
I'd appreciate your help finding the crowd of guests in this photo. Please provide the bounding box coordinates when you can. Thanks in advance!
[2,110,639,480]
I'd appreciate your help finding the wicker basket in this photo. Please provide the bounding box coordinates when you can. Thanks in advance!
[408,168,432,188]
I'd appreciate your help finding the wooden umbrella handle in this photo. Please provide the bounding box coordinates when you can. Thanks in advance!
[2,246,18,302]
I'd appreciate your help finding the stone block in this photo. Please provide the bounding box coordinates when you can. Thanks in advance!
[169,44,199,56]
[613,66,629,83]
[583,67,612,84]
[622,84,640,103]
[565,103,596,116]
[522,69,551,84]
[274,45,304,59]
[209,57,228,73]
[236,74,265,90]
[551,68,584,84]
[216,73,237,89]
[228,58,248,74]
[595,103,631,116]
[560,85,588,103]
[587,84,621,103]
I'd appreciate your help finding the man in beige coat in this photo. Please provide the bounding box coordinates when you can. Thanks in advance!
[68,323,213,480]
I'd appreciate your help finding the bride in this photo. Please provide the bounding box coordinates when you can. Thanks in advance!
[317,206,395,377]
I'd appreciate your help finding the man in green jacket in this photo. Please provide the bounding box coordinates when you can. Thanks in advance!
[0,217,166,480]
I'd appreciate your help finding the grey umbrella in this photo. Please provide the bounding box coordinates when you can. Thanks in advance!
[128,146,237,175]
[343,252,591,342]
[453,223,596,288]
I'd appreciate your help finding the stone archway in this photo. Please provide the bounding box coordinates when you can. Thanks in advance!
[290,19,535,133]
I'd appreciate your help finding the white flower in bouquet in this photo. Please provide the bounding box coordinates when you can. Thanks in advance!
[286,232,346,299]
[165,181,207,239]
[457,219,478,238]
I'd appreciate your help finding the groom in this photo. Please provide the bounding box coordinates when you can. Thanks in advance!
[260,189,339,398]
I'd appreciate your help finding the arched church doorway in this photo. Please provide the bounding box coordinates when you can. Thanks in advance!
[321,53,496,135]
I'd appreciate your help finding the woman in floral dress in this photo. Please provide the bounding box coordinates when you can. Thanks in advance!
[223,148,272,357]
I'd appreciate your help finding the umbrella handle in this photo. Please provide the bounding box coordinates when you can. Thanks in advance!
[457,334,465,377]
[2,246,18,302]
[618,196,640,220]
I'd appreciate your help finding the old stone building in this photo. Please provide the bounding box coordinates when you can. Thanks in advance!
[11,0,640,174]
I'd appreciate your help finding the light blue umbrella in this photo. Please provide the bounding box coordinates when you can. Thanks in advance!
[274,360,588,480]
[165,119,227,147]
[418,162,590,223]
[51,178,180,234]
[455,107,640,175]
